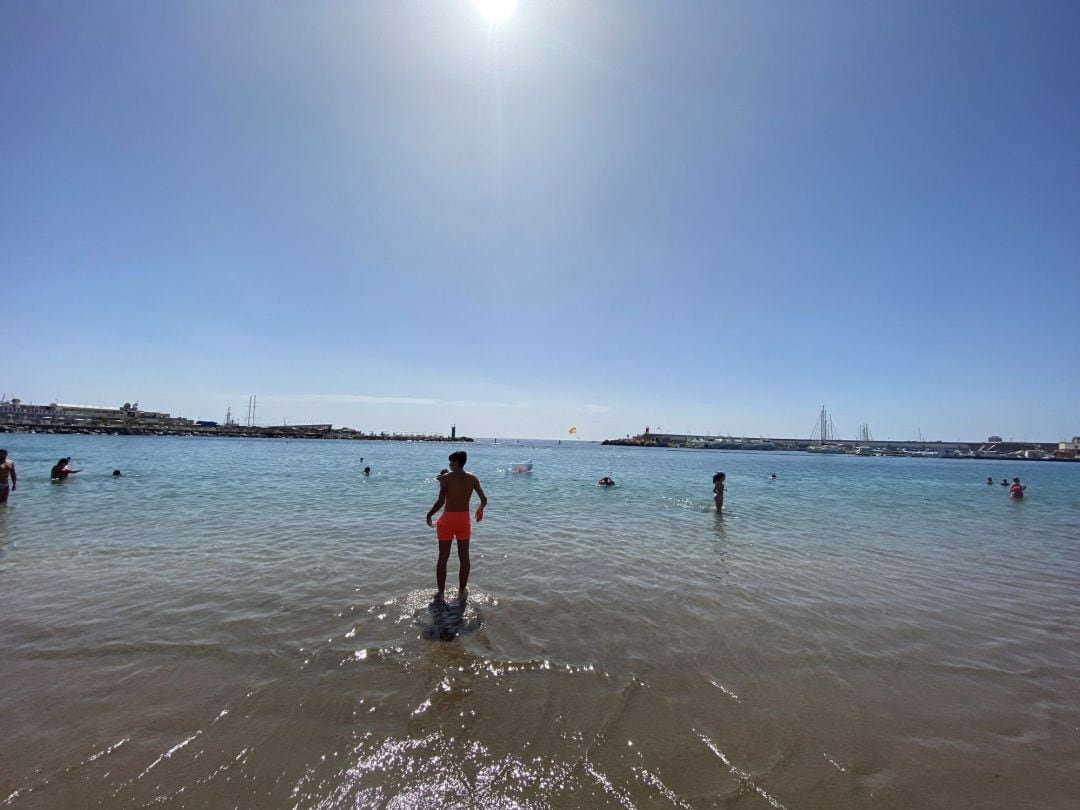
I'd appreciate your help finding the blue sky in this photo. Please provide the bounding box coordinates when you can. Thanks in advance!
[3,0,1078,441]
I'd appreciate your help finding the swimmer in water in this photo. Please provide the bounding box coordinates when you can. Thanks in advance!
[426,450,487,597]
[770,473,777,479]
[112,469,122,477]
[50,458,82,480]
[712,471,725,512]
[1009,477,1025,499]
[362,466,371,476]
[986,476,994,485]
[1000,478,1009,486]
[598,476,615,486]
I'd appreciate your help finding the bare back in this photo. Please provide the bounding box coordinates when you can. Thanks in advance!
[441,471,480,511]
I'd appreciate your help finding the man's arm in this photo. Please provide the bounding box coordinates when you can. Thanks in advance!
[473,477,488,522]
[426,482,447,527]
[9,463,14,490]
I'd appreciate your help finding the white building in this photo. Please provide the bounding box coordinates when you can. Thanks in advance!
[0,398,191,427]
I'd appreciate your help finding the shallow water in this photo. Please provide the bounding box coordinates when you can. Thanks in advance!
[1,435,1078,808]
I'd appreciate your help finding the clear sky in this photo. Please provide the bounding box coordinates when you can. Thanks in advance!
[3,0,1078,441]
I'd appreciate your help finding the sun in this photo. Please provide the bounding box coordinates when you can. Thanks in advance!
[472,0,517,24]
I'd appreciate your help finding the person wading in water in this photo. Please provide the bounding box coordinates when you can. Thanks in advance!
[426,450,488,597]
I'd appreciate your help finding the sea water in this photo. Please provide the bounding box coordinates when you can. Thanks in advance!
[1,435,1078,808]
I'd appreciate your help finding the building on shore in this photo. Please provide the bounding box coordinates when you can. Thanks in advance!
[0,398,194,429]
[0,396,474,442]
[1056,438,1080,459]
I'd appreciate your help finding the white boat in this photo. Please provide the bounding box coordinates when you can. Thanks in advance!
[806,407,846,453]
[509,460,533,473]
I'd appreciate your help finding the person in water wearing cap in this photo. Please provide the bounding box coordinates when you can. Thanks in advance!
[1009,477,1025,499]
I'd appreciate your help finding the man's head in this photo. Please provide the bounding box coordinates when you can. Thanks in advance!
[713,471,725,483]
[448,450,467,471]
[1013,477,1020,484]
[0,449,6,462]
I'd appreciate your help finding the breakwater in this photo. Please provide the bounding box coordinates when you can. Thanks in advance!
[0,423,472,442]
[603,432,1069,459]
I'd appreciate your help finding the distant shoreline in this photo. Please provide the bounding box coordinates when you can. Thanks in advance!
[601,434,1076,461]
[0,424,473,442]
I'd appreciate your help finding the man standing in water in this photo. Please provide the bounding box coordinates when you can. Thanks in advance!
[0,450,15,505]
[426,450,487,597]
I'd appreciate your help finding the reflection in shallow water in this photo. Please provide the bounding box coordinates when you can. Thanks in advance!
[711,511,728,543]
[416,593,484,642]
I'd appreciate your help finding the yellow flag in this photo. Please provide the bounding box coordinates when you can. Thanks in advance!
[568,426,577,434]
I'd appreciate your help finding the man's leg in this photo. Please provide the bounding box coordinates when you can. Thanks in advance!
[0,486,8,505]
[457,540,470,593]
[436,541,452,594]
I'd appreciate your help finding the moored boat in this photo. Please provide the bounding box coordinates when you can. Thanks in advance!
[806,444,847,454]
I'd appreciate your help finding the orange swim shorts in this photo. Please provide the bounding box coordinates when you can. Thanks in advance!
[436,511,471,541]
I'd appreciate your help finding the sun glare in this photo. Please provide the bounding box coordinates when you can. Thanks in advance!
[472,0,517,24]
